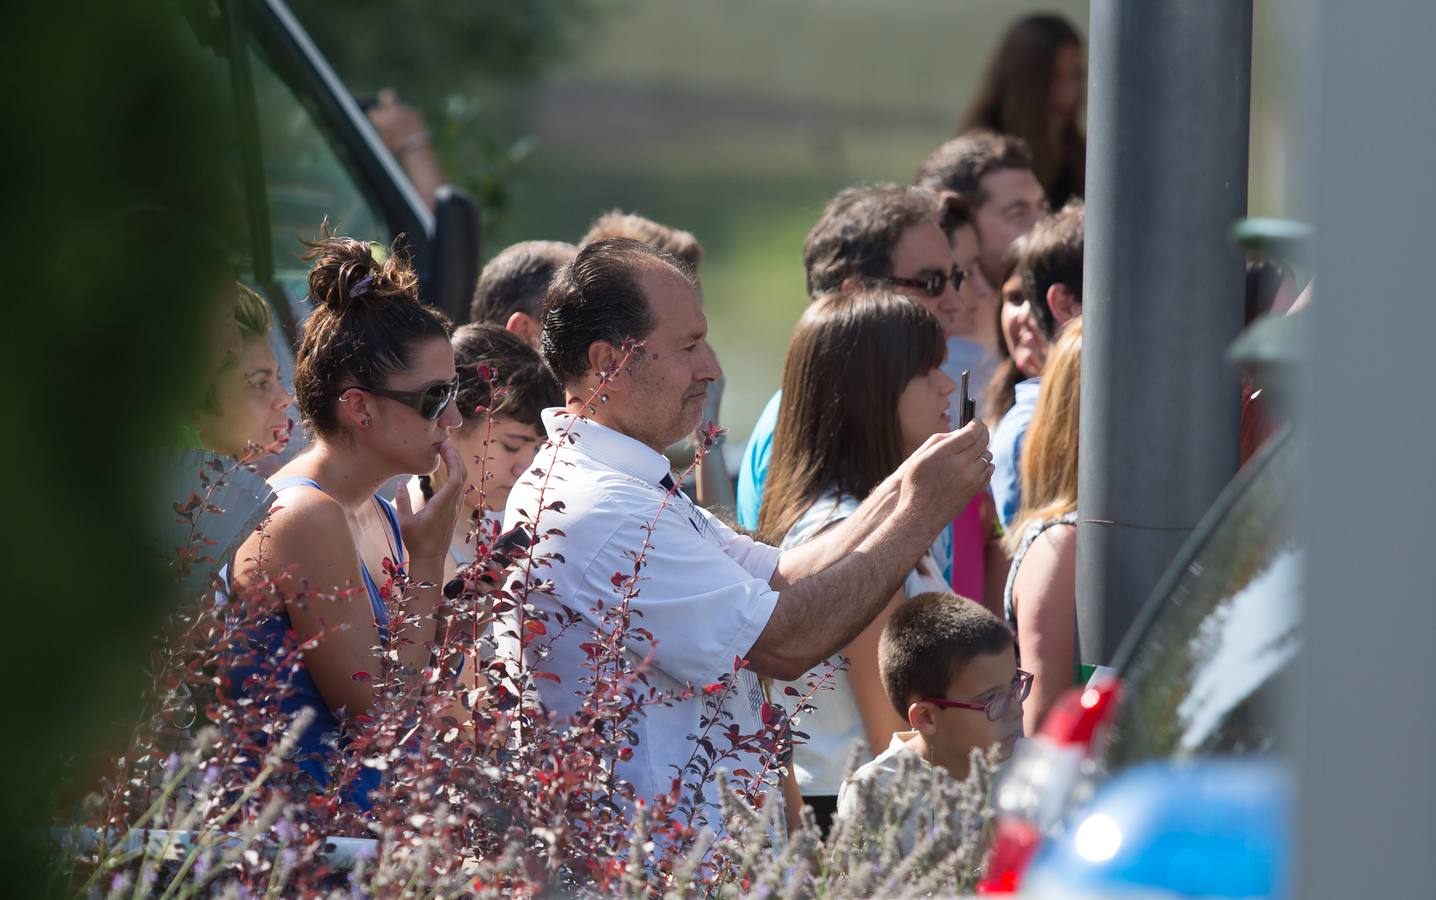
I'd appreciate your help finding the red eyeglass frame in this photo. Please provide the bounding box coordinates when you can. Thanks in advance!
[920,669,1034,721]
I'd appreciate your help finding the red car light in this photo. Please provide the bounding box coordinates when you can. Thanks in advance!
[976,819,1041,894]
[976,679,1123,892]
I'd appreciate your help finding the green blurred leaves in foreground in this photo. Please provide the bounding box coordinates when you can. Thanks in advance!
[1,1,235,891]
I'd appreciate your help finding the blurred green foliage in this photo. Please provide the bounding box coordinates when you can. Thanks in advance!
[2,1,234,891]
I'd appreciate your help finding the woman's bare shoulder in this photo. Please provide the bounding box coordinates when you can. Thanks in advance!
[233,482,349,576]
[1014,522,1077,600]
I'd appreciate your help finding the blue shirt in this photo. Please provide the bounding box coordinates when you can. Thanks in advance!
[736,389,782,530]
[992,377,1042,528]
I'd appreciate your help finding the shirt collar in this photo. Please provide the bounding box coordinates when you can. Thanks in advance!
[541,407,673,486]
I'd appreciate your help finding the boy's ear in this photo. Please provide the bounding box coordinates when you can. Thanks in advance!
[908,700,939,736]
[1047,283,1082,325]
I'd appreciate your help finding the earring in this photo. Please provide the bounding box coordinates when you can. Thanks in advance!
[361,418,371,428]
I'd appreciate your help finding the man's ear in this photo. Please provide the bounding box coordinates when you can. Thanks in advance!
[504,311,543,350]
[586,340,627,390]
[1047,283,1083,325]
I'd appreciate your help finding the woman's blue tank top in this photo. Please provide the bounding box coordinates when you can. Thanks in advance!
[228,476,403,810]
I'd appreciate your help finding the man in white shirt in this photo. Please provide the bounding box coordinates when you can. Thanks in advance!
[502,238,993,825]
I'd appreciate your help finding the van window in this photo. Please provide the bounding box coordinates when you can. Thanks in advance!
[248,41,385,309]
[1099,437,1301,770]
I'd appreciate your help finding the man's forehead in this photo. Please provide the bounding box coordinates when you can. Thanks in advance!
[980,167,1042,202]
[640,262,705,329]
[896,221,955,270]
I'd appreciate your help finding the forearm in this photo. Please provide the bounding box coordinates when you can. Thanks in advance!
[398,146,444,211]
[754,497,939,680]
[770,474,903,589]
[394,555,446,671]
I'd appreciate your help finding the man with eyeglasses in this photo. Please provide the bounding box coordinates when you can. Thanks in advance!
[916,131,1050,413]
[735,183,974,530]
[835,591,1028,855]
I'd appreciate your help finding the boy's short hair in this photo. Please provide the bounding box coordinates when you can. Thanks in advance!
[915,130,1035,207]
[450,322,563,432]
[879,592,1015,717]
[1017,199,1084,340]
[580,209,704,272]
[469,240,578,325]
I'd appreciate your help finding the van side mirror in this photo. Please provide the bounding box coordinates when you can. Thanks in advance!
[426,185,480,324]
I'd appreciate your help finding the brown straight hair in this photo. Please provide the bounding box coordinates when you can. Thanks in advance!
[1006,317,1082,555]
[962,13,1086,199]
[757,289,946,546]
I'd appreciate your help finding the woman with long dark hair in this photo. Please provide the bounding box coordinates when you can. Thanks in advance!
[759,289,956,831]
[230,230,468,804]
[963,13,1087,209]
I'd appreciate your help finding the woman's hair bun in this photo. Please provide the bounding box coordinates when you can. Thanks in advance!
[300,219,419,314]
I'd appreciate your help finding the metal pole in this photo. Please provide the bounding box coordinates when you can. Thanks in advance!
[1077,0,1252,663]
[1297,0,1436,895]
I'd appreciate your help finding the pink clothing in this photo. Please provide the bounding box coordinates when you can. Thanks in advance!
[948,494,988,602]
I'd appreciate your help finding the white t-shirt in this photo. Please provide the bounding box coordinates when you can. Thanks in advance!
[834,731,950,857]
[500,410,782,823]
[774,492,949,797]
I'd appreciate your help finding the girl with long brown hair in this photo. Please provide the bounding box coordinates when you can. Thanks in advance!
[963,13,1087,209]
[759,288,957,830]
[1003,317,1082,734]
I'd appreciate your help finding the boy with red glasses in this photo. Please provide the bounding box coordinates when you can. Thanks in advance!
[834,592,1028,849]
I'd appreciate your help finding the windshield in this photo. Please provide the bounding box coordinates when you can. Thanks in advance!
[1099,435,1301,770]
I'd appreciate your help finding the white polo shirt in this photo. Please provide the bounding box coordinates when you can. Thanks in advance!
[501,409,782,816]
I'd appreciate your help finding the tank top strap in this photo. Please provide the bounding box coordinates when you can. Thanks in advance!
[371,494,405,564]
[269,475,325,494]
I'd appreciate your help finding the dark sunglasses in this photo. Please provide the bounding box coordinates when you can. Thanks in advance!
[888,265,966,299]
[343,374,459,421]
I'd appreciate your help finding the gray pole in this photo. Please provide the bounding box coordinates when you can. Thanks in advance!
[1297,0,1436,895]
[1076,0,1252,663]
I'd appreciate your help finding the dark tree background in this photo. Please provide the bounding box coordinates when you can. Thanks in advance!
[288,0,608,232]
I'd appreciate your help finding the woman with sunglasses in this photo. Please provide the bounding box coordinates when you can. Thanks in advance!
[758,288,961,834]
[229,229,467,805]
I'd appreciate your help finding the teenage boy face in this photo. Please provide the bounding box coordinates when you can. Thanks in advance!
[974,168,1048,286]
[888,221,965,338]
[927,644,1025,768]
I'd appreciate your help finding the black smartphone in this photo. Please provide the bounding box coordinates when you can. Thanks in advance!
[958,370,976,428]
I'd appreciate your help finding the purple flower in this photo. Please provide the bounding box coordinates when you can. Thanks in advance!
[274,818,296,843]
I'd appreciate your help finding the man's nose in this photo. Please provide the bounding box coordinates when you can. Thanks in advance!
[698,342,722,382]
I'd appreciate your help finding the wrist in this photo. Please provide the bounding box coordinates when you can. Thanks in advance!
[406,553,448,572]
[396,130,431,157]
